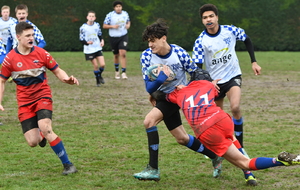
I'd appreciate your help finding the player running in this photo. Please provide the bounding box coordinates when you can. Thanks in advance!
[0,22,78,175]
[80,10,106,87]
[103,0,130,79]
[192,4,261,151]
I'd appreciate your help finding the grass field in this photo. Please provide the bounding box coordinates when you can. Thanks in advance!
[0,51,300,190]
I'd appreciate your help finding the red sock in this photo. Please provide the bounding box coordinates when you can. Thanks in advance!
[233,139,242,149]
[40,131,44,138]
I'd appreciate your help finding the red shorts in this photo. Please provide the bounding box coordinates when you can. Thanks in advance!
[199,115,234,157]
[18,98,53,122]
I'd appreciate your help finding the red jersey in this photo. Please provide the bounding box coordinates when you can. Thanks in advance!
[166,80,228,138]
[0,47,59,107]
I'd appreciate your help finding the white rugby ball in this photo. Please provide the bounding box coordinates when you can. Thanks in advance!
[147,64,176,82]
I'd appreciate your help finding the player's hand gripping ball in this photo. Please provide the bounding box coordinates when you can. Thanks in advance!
[147,64,176,82]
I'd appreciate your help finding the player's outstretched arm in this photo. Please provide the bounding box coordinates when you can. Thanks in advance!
[52,68,79,85]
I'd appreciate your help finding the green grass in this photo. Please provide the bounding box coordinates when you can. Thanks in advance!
[0,51,300,190]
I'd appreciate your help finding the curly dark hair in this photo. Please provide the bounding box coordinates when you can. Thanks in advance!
[199,4,218,18]
[113,1,122,7]
[142,18,169,42]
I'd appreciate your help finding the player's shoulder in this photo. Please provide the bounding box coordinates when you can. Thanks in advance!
[171,44,188,54]
[26,20,37,27]
[221,24,243,31]
[107,11,115,16]
[80,23,89,28]
[10,17,18,23]
[5,48,18,62]
[194,31,206,44]
[141,48,152,58]
[122,10,129,15]
[94,22,101,27]
[33,46,49,54]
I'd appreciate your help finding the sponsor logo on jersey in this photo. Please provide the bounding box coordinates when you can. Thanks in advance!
[212,53,232,65]
[33,60,39,63]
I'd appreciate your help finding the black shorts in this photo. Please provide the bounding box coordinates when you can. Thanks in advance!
[85,50,103,61]
[21,109,52,134]
[155,99,182,131]
[215,75,242,100]
[109,34,128,54]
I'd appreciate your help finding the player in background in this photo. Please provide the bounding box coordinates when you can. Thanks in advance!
[103,0,130,79]
[0,22,78,175]
[6,4,46,53]
[0,40,5,64]
[133,19,224,182]
[151,70,300,186]
[0,5,17,54]
[192,4,261,151]
[0,5,17,125]
[80,10,106,87]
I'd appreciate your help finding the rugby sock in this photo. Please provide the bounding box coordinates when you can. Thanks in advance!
[233,139,255,179]
[114,63,119,72]
[233,117,243,147]
[146,126,159,169]
[233,138,249,157]
[94,70,100,77]
[99,67,104,74]
[121,68,126,73]
[186,134,216,159]
[39,130,44,138]
[50,137,71,164]
[249,157,284,170]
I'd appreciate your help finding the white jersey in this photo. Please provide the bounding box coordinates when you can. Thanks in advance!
[0,17,17,45]
[192,25,247,84]
[79,22,102,54]
[0,40,5,55]
[8,20,45,48]
[103,10,130,37]
[141,44,197,93]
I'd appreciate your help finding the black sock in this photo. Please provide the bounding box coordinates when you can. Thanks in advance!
[186,134,216,159]
[114,63,119,72]
[233,117,244,147]
[146,126,159,169]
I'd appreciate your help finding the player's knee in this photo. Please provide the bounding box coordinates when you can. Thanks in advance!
[231,105,240,115]
[175,135,189,145]
[143,118,154,129]
[27,140,39,147]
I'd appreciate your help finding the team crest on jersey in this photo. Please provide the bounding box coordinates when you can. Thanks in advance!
[223,37,231,45]
[17,62,22,67]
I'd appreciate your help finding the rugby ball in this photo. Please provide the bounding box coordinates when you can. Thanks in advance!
[147,64,176,82]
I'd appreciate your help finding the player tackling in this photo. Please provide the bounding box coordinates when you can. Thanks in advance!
[151,68,300,186]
